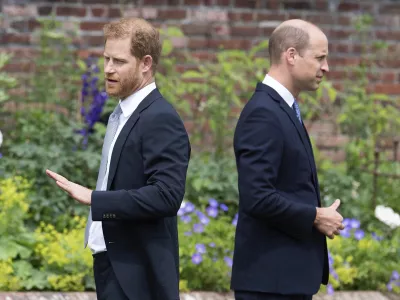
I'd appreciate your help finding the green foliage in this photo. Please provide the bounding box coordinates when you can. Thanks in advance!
[0,53,17,104]
[178,200,235,291]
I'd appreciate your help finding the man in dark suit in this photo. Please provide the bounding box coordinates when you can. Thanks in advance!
[46,17,190,300]
[231,19,344,300]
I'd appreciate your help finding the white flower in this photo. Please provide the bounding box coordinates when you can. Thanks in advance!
[375,205,400,229]
[0,129,2,148]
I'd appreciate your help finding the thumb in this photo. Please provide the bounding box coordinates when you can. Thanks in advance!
[330,199,341,210]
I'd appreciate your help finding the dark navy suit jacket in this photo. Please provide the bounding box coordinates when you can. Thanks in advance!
[231,83,328,296]
[91,88,191,300]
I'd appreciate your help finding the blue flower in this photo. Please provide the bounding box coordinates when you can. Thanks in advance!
[354,229,365,240]
[206,206,218,218]
[195,243,206,254]
[220,203,229,211]
[340,228,351,238]
[372,232,383,241]
[196,211,210,225]
[391,271,399,281]
[349,219,360,229]
[192,253,202,265]
[224,256,233,267]
[232,213,238,226]
[193,223,204,233]
[180,215,192,224]
[327,284,334,295]
[209,198,218,207]
[209,242,216,248]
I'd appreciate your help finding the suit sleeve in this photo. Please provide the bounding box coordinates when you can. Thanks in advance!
[235,107,316,240]
[91,110,191,221]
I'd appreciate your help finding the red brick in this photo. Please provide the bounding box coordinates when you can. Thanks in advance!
[315,0,328,10]
[3,4,36,17]
[266,0,280,9]
[328,29,354,39]
[80,22,107,31]
[376,30,400,41]
[82,0,113,3]
[329,56,359,66]
[0,48,38,59]
[374,84,400,94]
[1,33,31,45]
[229,12,255,22]
[379,4,400,14]
[338,16,352,26]
[257,12,286,22]
[283,1,311,10]
[335,43,350,53]
[56,6,86,17]
[380,72,396,82]
[338,2,360,11]
[191,50,216,61]
[158,9,186,20]
[3,62,34,73]
[183,0,202,4]
[91,7,107,17]
[109,8,122,18]
[326,70,348,80]
[215,0,231,6]
[143,0,166,4]
[208,39,250,50]
[38,6,53,16]
[82,35,104,47]
[182,24,211,35]
[235,0,258,9]
[305,14,335,26]
[287,12,304,20]
[188,38,208,49]
[231,25,262,37]
[167,0,182,4]
[10,19,40,32]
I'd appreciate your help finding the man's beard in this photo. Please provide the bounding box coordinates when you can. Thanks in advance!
[107,73,140,99]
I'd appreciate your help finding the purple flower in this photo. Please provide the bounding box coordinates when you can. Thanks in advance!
[195,243,206,254]
[349,219,360,229]
[340,228,351,238]
[209,198,218,207]
[0,153,2,159]
[232,213,238,226]
[192,253,202,265]
[196,211,210,225]
[354,229,365,240]
[180,215,192,224]
[184,231,192,236]
[372,232,383,241]
[391,271,400,281]
[209,242,216,248]
[327,284,334,295]
[387,283,393,292]
[206,206,218,218]
[220,203,229,211]
[193,223,204,233]
[343,218,351,228]
[224,256,233,267]
[328,253,334,267]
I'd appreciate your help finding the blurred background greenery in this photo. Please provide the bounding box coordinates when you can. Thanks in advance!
[0,15,399,294]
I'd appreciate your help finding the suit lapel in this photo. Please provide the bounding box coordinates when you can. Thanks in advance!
[106,88,163,190]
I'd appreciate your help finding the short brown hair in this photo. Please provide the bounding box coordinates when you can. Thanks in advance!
[103,18,162,75]
[268,25,310,65]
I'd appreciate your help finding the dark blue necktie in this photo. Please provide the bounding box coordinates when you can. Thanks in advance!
[292,99,302,124]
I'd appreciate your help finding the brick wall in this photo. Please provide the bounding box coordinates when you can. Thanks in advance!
[1,0,400,160]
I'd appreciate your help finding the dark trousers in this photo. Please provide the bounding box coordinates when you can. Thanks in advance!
[235,291,313,300]
[93,251,129,300]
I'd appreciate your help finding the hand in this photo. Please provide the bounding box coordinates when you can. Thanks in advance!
[46,169,92,206]
[314,199,344,239]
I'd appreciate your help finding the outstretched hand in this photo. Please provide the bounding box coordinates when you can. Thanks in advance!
[46,169,92,206]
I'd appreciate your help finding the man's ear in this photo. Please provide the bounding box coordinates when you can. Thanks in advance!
[285,47,297,66]
[141,55,153,73]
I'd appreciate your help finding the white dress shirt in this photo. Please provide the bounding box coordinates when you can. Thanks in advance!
[262,74,295,108]
[88,82,157,254]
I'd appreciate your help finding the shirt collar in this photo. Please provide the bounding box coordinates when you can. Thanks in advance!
[262,74,295,108]
[119,82,157,118]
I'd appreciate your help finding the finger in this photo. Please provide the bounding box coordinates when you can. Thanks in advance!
[338,223,345,230]
[56,180,70,193]
[46,170,68,183]
[334,230,340,235]
[330,199,341,210]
